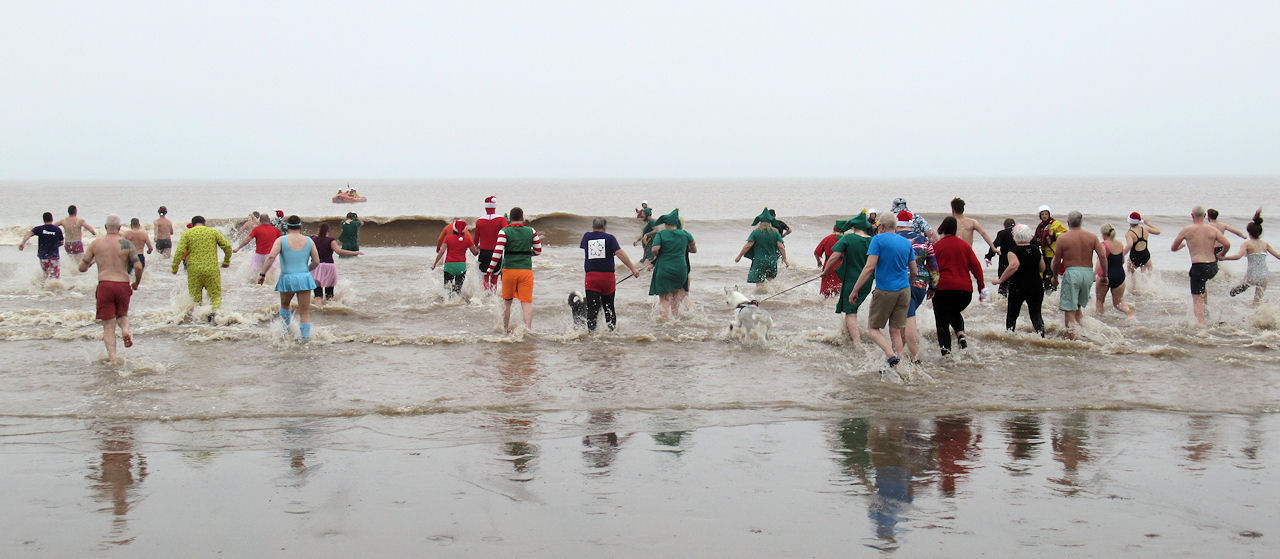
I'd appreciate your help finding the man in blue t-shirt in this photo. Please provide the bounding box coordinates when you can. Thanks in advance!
[580,217,641,331]
[848,213,918,368]
[19,212,65,280]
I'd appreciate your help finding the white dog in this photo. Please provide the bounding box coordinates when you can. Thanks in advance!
[724,286,773,343]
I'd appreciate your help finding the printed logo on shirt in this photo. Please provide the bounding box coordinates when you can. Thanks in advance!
[587,238,607,259]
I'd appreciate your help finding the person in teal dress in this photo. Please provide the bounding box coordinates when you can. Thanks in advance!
[735,208,788,283]
[648,209,696,319]
[819,212,875,344]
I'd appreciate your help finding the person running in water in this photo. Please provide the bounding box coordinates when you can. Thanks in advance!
[473,196,508,292]
[1171,206,1232,326]
[847,212,918,369]
[814,220,844,298]
[80,215,142,362]
[490,207,542,332]
[338,212,362,257]
[259,215,320,341]
[122,218,154,282]
[60,205,97,265]
[649,209,696,320]
[633,207,660,271]
[19,212,64,280]
[432,220,478,295]
[1223,210,1278,305]
[1124,211,1161,280]
[735,208,788,284]
[171,216,232,315]
[233,213,282,276]
[950,197,998,262]
[1094,224,1135,319]
[580,217,641,331]
[153,206,174,258]
[992,218,1016,295]
[821,213,874,344]
[310,223,363,303]
[1206,208,1246,259]
[1051,211,1108,339]
[992,224,1047,336]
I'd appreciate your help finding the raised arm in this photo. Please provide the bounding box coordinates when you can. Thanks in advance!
[330,239,362,257]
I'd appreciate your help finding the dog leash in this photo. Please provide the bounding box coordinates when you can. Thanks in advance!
[757,275,822,303]
[616,274,634,286]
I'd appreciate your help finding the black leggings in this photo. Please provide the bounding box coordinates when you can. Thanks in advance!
[444,271,465,294]
[933,290,972,354]
[312,286,334,299]
[585,290,616,331]
[1006,286,1045,336]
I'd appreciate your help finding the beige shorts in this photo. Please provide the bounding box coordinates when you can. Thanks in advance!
[867,287,910,330]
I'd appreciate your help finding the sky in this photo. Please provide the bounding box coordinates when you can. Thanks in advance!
[2,1,1278,179]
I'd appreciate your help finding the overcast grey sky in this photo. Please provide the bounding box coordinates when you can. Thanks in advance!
[2,1,1277,179]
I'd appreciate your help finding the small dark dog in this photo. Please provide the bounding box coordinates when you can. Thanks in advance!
[568,291,589,328]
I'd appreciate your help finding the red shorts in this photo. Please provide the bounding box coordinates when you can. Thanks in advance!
[96,281,133,320]
[584,271,616,295]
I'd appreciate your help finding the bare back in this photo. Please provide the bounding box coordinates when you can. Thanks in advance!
[61,216,85,242]
[1175,223,1227,264]
[1056,229,1101,268]
[153,217,174,240]
[83,234,136,282]
[955,216,978,245]
[123,229,149,254]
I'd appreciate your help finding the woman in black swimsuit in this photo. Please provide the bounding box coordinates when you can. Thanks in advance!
[1125,212,1160,279]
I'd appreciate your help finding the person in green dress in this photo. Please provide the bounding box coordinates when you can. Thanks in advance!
[338,212,362,258]
[648,209,696,319]
[819,212,875,344]
[735,208,789,283]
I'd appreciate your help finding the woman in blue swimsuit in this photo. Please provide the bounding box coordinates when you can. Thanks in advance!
[258,215,321,340]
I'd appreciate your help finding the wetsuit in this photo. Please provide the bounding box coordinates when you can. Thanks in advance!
[171,225,232,310]
[1006,244,1045,336]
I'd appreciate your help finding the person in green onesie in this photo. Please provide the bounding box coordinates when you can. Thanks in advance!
[338,212,361,257]
[819,212,875,344]
[648,209,696,319]
[735,208,789,283]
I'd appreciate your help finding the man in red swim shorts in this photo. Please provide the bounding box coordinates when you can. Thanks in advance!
[80,215,143,362]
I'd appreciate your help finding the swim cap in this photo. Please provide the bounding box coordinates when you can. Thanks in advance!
[896,210,914,227]
[1128,212,1142,224]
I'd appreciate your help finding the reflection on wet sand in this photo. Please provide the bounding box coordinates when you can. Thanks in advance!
[581,411,623,473]
[932,416,980,498]
[496,345,540,481]
[1050,412,1091,495]
[86,423,147,548]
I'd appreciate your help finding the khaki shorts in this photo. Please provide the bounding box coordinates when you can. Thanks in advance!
[868,287,910,330]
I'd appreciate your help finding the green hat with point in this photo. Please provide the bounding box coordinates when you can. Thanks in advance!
[751,207,775,226]
[656,208,682,228]
[846,211,872,232]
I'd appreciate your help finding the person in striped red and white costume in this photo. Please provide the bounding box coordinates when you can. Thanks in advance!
[489,207,542,332]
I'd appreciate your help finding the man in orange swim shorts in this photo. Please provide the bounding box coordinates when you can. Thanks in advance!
[488,207,542,333]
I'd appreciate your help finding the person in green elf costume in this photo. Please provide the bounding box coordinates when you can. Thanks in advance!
[820,211,876,344]
[735,207,789,283]
[648,209,696,319]
[633,207,660,269]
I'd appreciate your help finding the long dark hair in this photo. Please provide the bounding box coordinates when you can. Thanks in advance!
[317,223,330,238]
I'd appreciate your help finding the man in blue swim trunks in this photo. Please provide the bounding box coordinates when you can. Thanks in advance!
[1050,211,1107,339]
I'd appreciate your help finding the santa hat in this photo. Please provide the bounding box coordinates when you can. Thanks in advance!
[896,210,914,227]
[453,220,467,234]
[1128,212,1142,225]
[483,195,497,215]
[275,209,284,218]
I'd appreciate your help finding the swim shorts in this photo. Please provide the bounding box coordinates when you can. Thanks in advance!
[95,281,133,320]
[478,249,501,274]
[1059,266,1093,311]
[39,257,60,279]
[501,268,534,303]
[907,285,928,318]
[868,287,910,330]
[1189,262,1218,295]
[155,239,172,250]
[137,253,146,270]
[65,241,84,255]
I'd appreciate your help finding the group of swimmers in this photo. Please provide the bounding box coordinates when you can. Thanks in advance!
[16,196,1280,364]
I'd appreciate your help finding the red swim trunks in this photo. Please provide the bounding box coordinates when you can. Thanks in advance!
[584,271,616,295]
[96,281,133,320]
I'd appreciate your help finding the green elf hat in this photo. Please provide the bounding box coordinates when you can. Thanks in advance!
[847,211,872,232]
[751,207,774,226]
[834,219,851,232]
[657,208,682,228]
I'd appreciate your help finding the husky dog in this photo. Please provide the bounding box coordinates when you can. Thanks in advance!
[724,286,773,343]
[568,291,589,328]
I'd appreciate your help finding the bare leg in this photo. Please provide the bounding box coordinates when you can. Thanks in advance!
[502,299,514,332]
[119,314,131,347]
[1112,285,1135,318]
[889,327,905,358]
[903,317,920,361]
[866,328,895,360]
[1094,281,1107,315]
[672,289,687,318]
[1192,293,1207,325]
[1063,309,1083,339]
[103,318,117,361]
[520,301,533,329]
[658,294,672,320]
[1255,285,1266,305]
[843,313,861,344]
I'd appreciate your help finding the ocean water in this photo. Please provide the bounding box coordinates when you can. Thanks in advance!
[2,177,1278,555]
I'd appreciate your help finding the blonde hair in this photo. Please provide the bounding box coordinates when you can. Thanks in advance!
[1100,223,1116,240]
[756,221,776,233]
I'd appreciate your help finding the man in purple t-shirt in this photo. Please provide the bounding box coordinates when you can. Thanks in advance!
[580,217,641,331]
[19,212,65,280]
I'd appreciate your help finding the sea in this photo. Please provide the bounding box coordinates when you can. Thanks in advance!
[2,178,1277,556]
